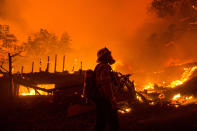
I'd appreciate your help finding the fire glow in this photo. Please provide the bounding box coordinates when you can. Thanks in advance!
[168,66,197,88]
[112,60,123,71]
[140,65,197,107]
[143,82,154,90]
[172,94,181,100]
[19,84,55,96]
[143,66,197,90]
[118,108,131,114]
[171,94,194,106]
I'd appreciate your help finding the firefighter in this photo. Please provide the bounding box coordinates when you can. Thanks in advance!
[93,47,119,131]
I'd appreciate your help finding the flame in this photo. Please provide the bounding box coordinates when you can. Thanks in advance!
[37,84,55,95]
[169,80,183,87]
[117,101,131,114]
[149,102,155,105]
[172,93,181,100]
[168,66,197,88]
[118,107,131,114]
[143,82,154,90]
[19,84,55,96]
[19,85,36,96]
[185,96,193,100]
[136,93,144,103]
[140,66,197,107]
[171,94,195,106]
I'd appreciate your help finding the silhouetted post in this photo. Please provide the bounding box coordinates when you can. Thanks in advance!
[54,55,57,73]
[8,53,12,75]
[32,61,34,73]
[80,61,82,74]
[15,83,19,96]
[21,66,24,74]
[8,53,13,98]
[46,56,50,72]
[39,58,42,72]
[63,55,65,72]
[72,66,74,72]
[81,61,82,70]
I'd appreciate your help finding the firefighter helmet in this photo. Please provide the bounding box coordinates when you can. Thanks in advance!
[97,47,115,64]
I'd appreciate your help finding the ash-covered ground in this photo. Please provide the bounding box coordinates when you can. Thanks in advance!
[1,96,197,131]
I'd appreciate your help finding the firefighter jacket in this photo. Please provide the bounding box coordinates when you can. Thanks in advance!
[94,63,114,102]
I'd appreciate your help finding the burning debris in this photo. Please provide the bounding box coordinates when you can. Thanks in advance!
[19,84,55,96]
[167,66,197,87]
[99,60,197,116]
[139,64,197,108]
[117,101,132,114]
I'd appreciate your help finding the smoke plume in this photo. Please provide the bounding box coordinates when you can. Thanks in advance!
[123,0,197,74]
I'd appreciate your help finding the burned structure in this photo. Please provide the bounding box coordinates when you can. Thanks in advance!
[0,53,84,104]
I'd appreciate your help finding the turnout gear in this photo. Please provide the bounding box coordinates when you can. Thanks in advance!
[93,48,119,131]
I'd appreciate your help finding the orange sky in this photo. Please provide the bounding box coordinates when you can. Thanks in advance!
[0,0,151,72]
[3,0,197,89]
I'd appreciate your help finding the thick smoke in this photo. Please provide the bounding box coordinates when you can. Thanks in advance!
[0,0,6,18]
[0,0,25,24]
[116,0,197,87]
[14,29,71,72]
[25,29,71,57]
[2,0,197,79]
[124,0,197,73]
[151,0,197,18]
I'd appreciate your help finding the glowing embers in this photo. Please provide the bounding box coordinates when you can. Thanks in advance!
[172,93,181,100]
[171,93,195,107]
[19,84,55,96]
[117,101,132,114]
[118,107,131,114]
[136,93,144,103]
[143,82,154,91]
[169,80,183,87]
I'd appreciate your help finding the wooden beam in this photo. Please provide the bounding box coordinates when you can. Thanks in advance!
[63,55,65,72]
[46,56,50,72]
[39,58,42,72]
[54,55,57,73]
[21,66,24,74]
[31,61,34,73]
[8,53,12,75]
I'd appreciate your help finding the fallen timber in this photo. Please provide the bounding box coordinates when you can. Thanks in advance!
[113,72,149,104]
[139,76,197,106]
[16,79,54,93]
[2,69,197,130]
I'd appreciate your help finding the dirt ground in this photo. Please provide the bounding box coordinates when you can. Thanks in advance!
[1,96,197,131]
